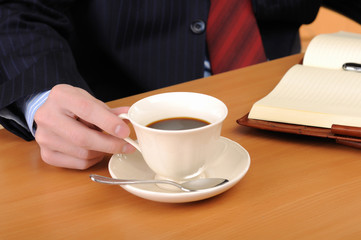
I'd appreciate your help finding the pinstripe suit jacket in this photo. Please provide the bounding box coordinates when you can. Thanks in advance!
[0,0,322,140]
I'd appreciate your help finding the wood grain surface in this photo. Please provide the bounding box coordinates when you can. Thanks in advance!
[2,54,361,240]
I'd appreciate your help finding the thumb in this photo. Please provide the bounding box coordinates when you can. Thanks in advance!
[110,106,131,116]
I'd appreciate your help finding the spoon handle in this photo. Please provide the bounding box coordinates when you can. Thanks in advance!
[89,174,186,190]
[90,174,158,185]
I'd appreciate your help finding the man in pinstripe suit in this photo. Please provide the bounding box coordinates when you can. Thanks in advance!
[0,0,334,169]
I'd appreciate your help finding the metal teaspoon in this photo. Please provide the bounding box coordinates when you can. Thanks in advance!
[89,174,229,192]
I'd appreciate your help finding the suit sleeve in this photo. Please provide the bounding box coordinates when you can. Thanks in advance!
[0,1,91,140]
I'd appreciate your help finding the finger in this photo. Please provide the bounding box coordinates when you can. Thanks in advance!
[110,106,132,125]
[110,106,131,115]
[77,117,102,131]
[50,110,135,154]
[39,147,104,170]
[77,107,130,131]
[35,127,105,161]
[49,85,130,138]
[35,101,135,155]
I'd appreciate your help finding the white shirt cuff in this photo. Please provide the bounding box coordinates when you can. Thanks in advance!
[23,90,51,136]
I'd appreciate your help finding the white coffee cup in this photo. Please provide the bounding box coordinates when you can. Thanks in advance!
[119,92,228,182]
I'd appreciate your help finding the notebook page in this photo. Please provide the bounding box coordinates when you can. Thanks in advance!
[303,32,361,69]
[249,64,361,128]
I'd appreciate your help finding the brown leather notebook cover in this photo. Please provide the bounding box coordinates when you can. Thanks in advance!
[237,114,361,148]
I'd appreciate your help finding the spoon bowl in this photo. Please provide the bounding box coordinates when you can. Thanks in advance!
[90,174,229,192]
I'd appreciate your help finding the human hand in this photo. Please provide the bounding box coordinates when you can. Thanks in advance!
[34,84,135,169]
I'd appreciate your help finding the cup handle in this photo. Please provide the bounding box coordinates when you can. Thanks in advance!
[118,113,141,152]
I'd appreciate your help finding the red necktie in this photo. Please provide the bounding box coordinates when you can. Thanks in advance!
[206,0,267,74]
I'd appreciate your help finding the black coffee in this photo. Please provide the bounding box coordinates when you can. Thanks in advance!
[147,117,210,130]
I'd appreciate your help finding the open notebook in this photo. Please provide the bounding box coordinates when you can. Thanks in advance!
[237,32,361,148]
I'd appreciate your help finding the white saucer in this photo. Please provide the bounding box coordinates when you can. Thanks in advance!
[108,137,250,203]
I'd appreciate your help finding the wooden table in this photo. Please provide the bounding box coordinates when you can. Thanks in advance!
[2,54,361,239]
